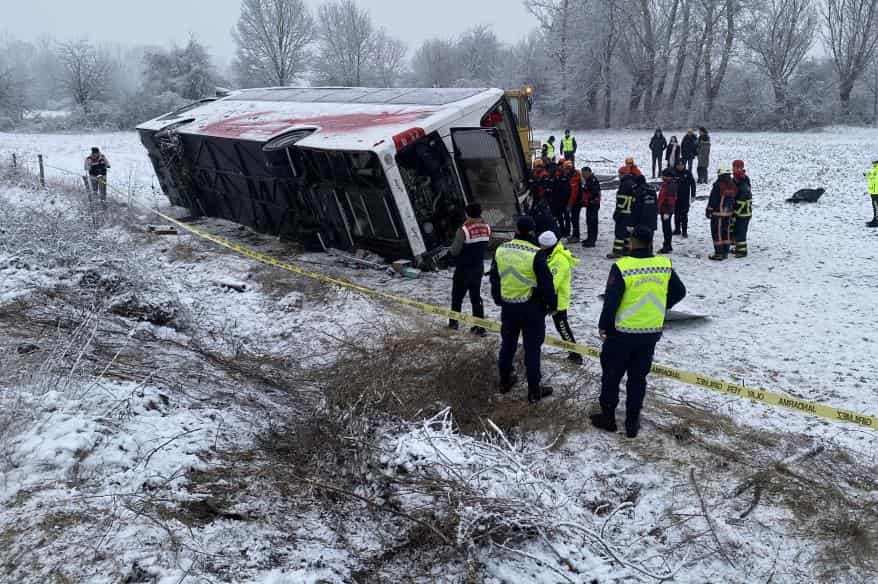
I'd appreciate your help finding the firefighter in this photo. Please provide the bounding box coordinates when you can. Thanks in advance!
[551,161,573,237]
[591,225,687,438]
[565,161,583,243]
[672,160,696,237]
[581,166,602,248]
[448,203,491,335]
[732,160,752,257]
[490,216,557,403]
[706,166,737,260]
[539,231,583,364]
[561,129,578,164]
[608,172,639,259]
[84,146,111,204]
[867,158,878,228]
[657,169,678,254]
[542,136,557,164]
[618,156,643,177]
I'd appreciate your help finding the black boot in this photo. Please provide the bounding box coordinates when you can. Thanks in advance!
[567,352,583,364]
[470,325,487,337]
[499,374,518,394]
[448,320,459,330]
[590,411,617,433]
[528,385,553,404]
[868,219,878,228]
[625,412,641,438]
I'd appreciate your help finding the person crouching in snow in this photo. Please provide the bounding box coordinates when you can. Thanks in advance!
[706,166,737,260]
[658,169,678,254]
[539,231,583,364]
[732,160,752,257]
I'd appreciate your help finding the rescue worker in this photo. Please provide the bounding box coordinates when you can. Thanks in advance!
[528,187,559,237]
[706,165,737,260]
[866,158,878,228]
[539,231,583,364]
[565,161,583,243]
[672,160,696,237]
[551,161,573,237]
[732,160,752,258]
[591,225,687,438]
[681,129,698,172]
[490,216,557,403]
[631,175,658,239]
[618,156,643,177]
[448,203,491,335]
[561,129,578,164]
[649,129,667,178]
[657,169,678,254]
[84,146,111,204]
[542,136,557,164]
[608,172,639,259]
[580,166,602,248]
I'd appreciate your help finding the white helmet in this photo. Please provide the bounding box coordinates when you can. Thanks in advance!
[717,165,732,175]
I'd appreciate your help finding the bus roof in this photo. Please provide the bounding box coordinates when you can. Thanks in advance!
[137,87,504,151]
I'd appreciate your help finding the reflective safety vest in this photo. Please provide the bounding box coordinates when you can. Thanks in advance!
[495,240,540,304]
[868,163,878,195]
[462,220,491,243]
[545,142,556,160]
[548,243,580,311]
[614,256,673,334]
[562,136,575,153]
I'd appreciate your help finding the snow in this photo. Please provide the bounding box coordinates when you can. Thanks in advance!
[2,127,878,582]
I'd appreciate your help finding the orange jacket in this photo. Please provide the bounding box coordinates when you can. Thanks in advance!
[618,165,643,177]
[567,170,582,207]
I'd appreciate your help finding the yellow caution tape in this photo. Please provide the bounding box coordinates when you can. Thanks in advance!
[151,211,876,430]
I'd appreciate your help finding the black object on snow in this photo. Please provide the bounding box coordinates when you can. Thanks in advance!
[787,188,825,203]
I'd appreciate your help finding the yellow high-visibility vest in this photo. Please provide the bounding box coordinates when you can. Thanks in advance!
[548,243,580,311]
[495,240,540,303]
[544,142,556,160]
[614,256,673,334]
[868,163,878,195]
[562,136,575,153]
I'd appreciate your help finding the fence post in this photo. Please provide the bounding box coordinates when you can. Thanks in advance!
[37,154,45,187]
[11,153,16,168]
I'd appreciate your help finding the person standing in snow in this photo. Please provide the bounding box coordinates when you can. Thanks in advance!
[591,225,687,438]
[561,129,578,165]
[542,136,557,164]
[580,166,602,248]
[490,216,557,404]
[665,136,681,170]
[565,161,583,243]
[631,174,659,238]
[551,161,574,237]
[448,203,491,335]
[681,129,698,172]
[657,169,678,254]
[706,166,737,260]
[696,128,711,184]
[731,160,752,257]
[672,160,696,237]
[608,169,639,258]
[84,146,111,205]
[649,129,668,178]
[539,231,583,364]
[866,158,878,228]
[528,187,560,238]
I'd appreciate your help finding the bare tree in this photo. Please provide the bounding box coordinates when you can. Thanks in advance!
[666,0,693,112]
[233,0,314,87]
[56,40,113,113]
[370,30,407,87]
[313,0,375,86]
[743,0,815,114]
[702,0,739,119]
[822,0,878,116]
[411,39,458,87]
[455,25,502,84]
[527,0,575,122]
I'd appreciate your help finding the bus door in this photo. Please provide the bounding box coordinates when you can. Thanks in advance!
[450,128,521,232]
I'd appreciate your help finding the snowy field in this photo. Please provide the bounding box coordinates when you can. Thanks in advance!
[2,128,878,583]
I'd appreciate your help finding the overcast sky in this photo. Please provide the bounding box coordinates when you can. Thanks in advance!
[3,0,535,63]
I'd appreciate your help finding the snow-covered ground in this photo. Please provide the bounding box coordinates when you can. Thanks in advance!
[2,128,878,582]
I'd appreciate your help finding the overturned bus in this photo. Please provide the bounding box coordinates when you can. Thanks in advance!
[137,87,531,265]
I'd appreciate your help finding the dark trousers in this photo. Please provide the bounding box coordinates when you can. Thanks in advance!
[612,220,630,255]
[732,216,750,256]
[660,215,674,250]
[570,204,583,239]
[600,334,657,419]
[564,152,575,165]
[499,302,546,390]
[872,195,878,220]
[673,208,689,236]
[651,152,663,178]
[711,215,732,256]
[552,310,579,359]
[554,207,571,237]
[585,206,599,244]
[450,268,484,327]
[697,166,708,184]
